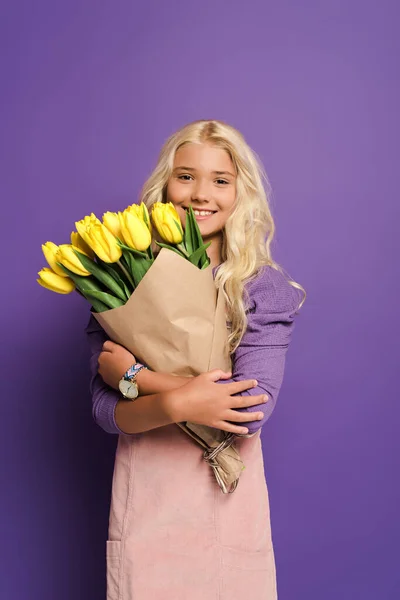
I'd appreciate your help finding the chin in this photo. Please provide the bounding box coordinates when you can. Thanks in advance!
[198,223,221,240]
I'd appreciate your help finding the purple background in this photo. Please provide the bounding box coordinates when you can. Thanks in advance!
[2,1,399,598]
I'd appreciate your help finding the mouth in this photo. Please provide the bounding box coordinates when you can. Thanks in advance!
[183,207,217,219]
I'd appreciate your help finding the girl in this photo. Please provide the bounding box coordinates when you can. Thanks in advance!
[85,119,306,599]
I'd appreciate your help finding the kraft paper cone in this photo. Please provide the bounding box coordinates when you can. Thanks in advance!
[92,248,246,492]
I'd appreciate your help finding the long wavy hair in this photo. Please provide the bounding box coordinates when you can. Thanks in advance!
[139,119,306,353]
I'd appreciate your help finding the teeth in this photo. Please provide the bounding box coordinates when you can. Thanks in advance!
[193,210,214,216]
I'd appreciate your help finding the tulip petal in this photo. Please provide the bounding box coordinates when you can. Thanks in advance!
[103,212,122,238]
[70,231,95,259]
[42,242,69,277]
[57,244,91,276]
[37,267,75,294]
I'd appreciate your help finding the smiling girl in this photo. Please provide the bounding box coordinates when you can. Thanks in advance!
[85,119,305,599]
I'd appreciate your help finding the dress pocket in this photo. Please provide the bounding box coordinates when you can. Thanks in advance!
[220,546,277,598]
[106,540,122,600]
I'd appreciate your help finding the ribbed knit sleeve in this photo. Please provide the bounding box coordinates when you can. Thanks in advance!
[84,314,132,435]
[218,265,302,435]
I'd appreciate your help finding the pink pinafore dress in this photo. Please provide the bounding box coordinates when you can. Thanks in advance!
[105,423,277,599]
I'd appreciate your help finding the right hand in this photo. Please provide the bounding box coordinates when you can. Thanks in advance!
[167,369,268,435]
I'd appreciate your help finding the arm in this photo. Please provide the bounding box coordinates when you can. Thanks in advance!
[84,315,259,436]
[134,369,190,396]
[85,314,189,435]
[85,314,130,434]
[218,266,302,435]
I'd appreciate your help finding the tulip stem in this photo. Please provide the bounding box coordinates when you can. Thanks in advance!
[117,259,135,289]
[176,243,189,258]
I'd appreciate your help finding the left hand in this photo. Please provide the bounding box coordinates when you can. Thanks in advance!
[98,340,136,391]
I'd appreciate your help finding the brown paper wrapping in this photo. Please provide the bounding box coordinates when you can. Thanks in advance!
[92,248,247,492]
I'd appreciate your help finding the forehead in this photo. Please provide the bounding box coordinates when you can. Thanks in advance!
[173,143,234,171]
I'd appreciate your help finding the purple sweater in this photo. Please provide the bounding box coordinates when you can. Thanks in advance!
[84,264,302,435]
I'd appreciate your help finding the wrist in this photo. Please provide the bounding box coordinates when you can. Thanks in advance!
[135,367,154,394]
[118,362,147,400]
[161,389,183,424]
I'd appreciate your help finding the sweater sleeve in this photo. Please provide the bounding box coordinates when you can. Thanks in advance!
[84,314,133,435]
[218,265,302,435]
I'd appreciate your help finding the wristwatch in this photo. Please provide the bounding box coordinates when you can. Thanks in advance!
[118,363,147,400]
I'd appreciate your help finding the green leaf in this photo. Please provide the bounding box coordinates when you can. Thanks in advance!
[147,244,154,260]
[200,257,211,270]
[84,290,125,309]
[56,263,123,309]
[96,257,132,299]
[122,251,152,288]
[118,254,136,289]
[88,297,110,312]
[189,205,204,248]
[187,242,212,267]
[183,209,194,255]
[187,205,211,268]
[123,251,138,287]
[71,249,127,301]
[56,263,106,293]
[117,241,149,259]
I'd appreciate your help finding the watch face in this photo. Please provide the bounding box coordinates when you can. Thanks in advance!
[119,379,139,399]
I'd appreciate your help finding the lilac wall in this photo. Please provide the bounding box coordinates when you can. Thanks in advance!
[2,1,399,598]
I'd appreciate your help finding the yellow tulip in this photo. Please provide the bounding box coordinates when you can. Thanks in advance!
[125,202,152,234]
[56,244,91,276]
[75,213,102,247]
[37,267,75,294]
[42,242,69,277]
[70,231,95,259]
[75,214,122,263]
[118,210,152,251]
[87,223,122,263]
[102,211,122,238]
[151,202,183,244]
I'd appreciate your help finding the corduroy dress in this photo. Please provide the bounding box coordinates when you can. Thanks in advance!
[85,264,301,599]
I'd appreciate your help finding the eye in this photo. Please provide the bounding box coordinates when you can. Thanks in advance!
[178,174,229,185]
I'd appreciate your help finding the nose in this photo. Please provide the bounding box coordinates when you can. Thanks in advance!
[191,179,211,204]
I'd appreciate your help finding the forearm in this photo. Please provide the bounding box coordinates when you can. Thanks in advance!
[218,342,292,434]
[115,390,179,435]
[136,369,190,396]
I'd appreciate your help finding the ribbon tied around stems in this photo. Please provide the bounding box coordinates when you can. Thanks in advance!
[202,432,240,494]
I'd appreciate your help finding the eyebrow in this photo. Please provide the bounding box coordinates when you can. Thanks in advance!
[173,166,236,178]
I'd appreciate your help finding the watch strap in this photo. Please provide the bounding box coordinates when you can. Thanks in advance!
[123,363,147,381]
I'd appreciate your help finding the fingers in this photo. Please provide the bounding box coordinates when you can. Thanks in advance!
[205,369,232,382]
[232,393,269,408]
[214,421,250,435]
[224,408,265,423]
[225,378,259,395]
[102,340,115,352]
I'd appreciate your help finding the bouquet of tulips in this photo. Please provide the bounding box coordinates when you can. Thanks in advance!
[37,201,247,493]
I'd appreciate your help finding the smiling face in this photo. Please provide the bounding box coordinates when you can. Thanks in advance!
[165,142,237,252]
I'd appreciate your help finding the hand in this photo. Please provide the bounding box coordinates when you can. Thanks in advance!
[168,369,268,435]
[98,341,136,391]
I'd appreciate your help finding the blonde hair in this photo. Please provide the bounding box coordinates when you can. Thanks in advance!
[139,119,306,353]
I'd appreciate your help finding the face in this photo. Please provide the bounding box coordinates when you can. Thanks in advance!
[165,142,237,243]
